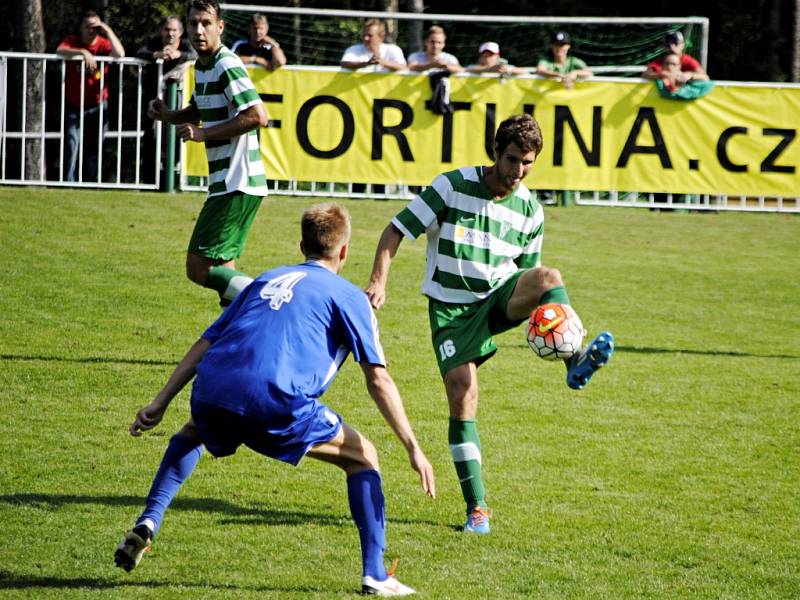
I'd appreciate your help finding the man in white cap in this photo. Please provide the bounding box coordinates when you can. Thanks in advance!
[466,41,526,76]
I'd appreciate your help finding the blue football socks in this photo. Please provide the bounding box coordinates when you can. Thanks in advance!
[347,469,388,581]
[136,433,203,536]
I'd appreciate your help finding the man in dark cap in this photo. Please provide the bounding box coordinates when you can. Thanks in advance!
[536,31,592,89]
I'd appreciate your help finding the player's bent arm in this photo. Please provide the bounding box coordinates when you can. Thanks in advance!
[361,363,436,498]
[365,223,404,309]
[129,338,210,436]
[149,99,200,125]
[200,104,268,141]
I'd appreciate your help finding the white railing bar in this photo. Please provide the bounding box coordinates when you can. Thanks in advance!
[97,65,105,184]
[21,57,27,180]
[0,51,148,65]
[59,60,65,182]
[39,57,46,180]
[116,61,123,184]
[77,60,85,183]
[0,178,158,190]
[1,57,8,180]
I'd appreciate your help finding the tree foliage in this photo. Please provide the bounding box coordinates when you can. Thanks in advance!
[1,0,797,81]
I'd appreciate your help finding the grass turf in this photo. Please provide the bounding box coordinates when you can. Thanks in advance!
[0,187,798,598]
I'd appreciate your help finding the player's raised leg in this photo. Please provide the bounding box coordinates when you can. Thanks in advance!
[308,423,416,596]
[505,266,614,390]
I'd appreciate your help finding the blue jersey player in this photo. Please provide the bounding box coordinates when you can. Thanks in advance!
[114,203,435,596]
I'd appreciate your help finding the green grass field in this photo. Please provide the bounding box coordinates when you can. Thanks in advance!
[1,187,798,599]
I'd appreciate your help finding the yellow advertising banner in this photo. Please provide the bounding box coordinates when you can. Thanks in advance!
[183,68,800,197]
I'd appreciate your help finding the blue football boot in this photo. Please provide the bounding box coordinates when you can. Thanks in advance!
[566,331,615,390]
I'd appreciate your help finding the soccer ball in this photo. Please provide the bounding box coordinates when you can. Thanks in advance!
[527,303,585,360]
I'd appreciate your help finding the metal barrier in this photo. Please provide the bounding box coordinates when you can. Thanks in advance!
[0,51,163,190]
[3,51,797,214]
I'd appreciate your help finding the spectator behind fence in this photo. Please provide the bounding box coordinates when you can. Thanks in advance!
[466,42,526,77]
[407,25,462,73]
[231,13,286,70]
[643,31,708,84]
[658,52,685,93]
[536,31,591,90]
[56,10,124,182]
[136,16,197,183]
[136,16,197,78]
[340,19,406,73]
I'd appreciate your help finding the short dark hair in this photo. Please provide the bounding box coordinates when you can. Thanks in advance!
[301,203,351,259]
[186,0,221,20]
[494,114,543,158]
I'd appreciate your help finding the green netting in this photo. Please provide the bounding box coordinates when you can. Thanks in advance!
[220,9,705,74]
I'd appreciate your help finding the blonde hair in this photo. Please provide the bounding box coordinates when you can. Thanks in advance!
[364,18,386,36]
[424,25,446,40]
[301,203,351,259]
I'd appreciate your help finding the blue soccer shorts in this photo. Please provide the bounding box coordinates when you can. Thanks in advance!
[191,398,342,466]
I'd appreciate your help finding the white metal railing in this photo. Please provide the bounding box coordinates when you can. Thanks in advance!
[0,52,163,190]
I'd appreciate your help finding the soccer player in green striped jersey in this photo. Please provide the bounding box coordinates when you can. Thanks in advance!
[367,114,614,534]
[147,0,268,305]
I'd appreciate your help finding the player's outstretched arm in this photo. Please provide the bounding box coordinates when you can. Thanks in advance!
[365,223,404,310]
[129,338,210,436]
[361,363,436,498]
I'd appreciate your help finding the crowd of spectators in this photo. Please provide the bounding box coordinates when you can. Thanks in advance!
[48,10,706,185]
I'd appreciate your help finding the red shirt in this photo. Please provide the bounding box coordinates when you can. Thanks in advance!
[59,34,113,108]
[647,53,702,74]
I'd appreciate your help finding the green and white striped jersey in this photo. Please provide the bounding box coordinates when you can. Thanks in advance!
[392,166,543,304]
[192,46,268,198]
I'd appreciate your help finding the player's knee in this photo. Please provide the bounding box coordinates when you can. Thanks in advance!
[357,438,380,471]
[177,420,200,440]
[185,259,208,285]
[538,265,564,289]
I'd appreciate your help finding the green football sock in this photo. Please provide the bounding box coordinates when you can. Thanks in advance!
[538,285,582,367]
[539,285,571,306]
[204,266,253,303]
[449,418,487,513]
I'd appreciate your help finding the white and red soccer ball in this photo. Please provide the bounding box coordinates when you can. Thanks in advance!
[527,303,585,360]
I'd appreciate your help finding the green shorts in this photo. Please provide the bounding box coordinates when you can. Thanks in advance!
[428,271,527,376]
[187,191,263,261]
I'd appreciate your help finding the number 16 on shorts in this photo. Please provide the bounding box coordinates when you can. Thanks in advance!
[439,339,456,361]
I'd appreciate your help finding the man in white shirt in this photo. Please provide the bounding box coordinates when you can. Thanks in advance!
[407,25,462,73]
[340,19,406,73]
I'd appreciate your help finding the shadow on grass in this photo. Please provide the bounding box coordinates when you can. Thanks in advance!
[0,569,331,593]
[0,353,175,366]
[615,344,798,360]
[0,492,443,528]
[499,344,799,360]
